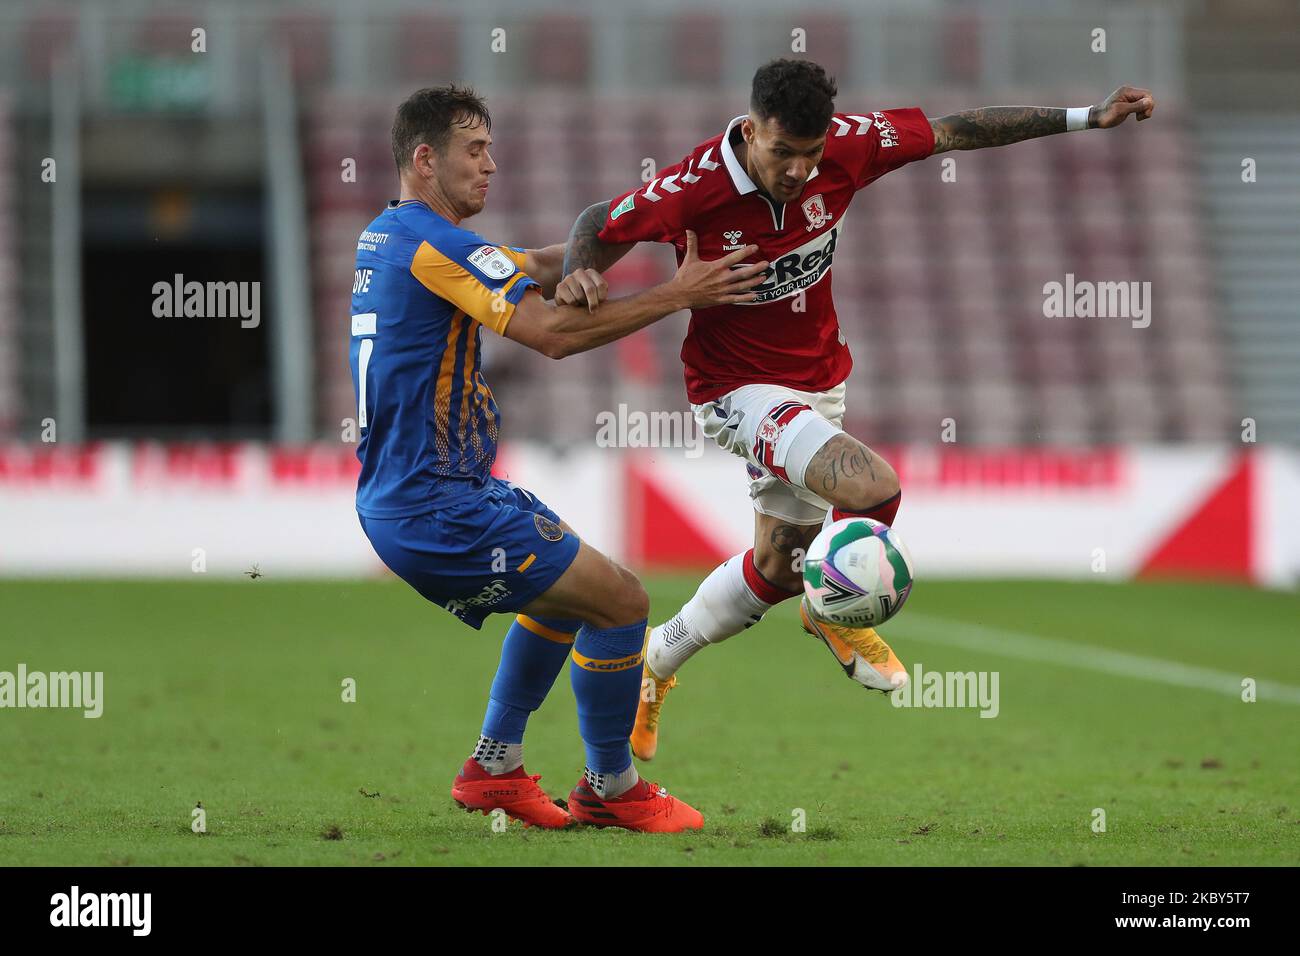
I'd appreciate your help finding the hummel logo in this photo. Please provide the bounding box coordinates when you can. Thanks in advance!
[722,229,745,251]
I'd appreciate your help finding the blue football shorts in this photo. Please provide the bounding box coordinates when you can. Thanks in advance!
[358,477,582,629]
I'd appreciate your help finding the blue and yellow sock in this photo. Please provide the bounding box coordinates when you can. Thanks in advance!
[473,614,580,774]
[570,619,647,792]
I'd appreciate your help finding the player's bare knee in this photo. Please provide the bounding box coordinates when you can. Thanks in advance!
[805,435,897,511]
[877,456,900,499]
[844,466,900,514]
[818,444,899,513]
[606,564,650,626]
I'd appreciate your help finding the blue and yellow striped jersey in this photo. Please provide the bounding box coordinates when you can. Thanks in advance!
[349,199,539,517]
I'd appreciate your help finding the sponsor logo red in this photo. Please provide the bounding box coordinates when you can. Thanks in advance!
[0,445,102,486]
[269,447,360,486]
[891,448,1123,489]
[129,444,360,487]
[0,443,1121,493]
[132,443,243,486]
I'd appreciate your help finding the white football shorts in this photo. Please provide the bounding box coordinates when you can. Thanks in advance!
[692,381,846,525]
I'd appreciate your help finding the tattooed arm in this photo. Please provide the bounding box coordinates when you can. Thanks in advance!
[930,107,1070,154]
[553,200,640,311]
[563,201,637,275]
[928,85,1155,154]
[558,200,639,313]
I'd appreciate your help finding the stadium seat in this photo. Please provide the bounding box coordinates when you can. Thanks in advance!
[293,90,1236,445]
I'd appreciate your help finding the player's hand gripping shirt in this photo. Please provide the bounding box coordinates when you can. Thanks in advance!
[349,199,539,518]
[598,109,934,404]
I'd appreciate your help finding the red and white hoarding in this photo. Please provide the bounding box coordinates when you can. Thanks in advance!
[0,443,1295,587]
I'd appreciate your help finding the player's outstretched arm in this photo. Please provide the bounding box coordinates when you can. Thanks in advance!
[506,231,766,359]
[522,242,609,308]
[521,243,567,299]
[928,85,1155,154]
[554,199,637,312]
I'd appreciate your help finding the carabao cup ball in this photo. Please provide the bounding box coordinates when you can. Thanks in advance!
[802,517,915,628]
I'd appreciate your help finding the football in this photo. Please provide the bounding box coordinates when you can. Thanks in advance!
[802,517,916,628]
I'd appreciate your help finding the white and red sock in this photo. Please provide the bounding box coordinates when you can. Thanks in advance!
[583,764,639,799]
[646,549,801,679]
[828,490,902,527]
[471,735,524,775]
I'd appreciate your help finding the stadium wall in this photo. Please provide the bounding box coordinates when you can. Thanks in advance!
[0,444,1294,588]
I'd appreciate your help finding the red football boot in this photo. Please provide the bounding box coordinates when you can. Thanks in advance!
[566,776,704,833]
[450,758,574,829]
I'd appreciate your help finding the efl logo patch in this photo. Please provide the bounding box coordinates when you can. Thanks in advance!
[802,194,831,231]
[468,245,516,280]
[533,514,564,542]
[610,194,636,221]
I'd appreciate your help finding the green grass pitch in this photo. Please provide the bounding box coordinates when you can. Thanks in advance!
[1,576,1297,866]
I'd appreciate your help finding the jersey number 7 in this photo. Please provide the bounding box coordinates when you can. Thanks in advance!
[353,311,377,430]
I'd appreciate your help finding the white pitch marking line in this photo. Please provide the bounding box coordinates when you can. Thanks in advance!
[891,612,1300,706]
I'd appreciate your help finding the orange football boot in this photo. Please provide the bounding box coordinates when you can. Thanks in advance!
[799,597,908,693]
[450,758,574,829]
[631,663,677,762]
[566,777,704,833]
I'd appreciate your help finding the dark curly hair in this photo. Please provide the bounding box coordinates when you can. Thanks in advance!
[749,59,838,138]
[392,84,492,171]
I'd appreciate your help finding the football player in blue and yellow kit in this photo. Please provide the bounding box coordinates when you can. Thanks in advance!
[349,86,766,831]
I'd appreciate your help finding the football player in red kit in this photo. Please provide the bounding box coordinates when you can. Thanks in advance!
[559,58,1154,760]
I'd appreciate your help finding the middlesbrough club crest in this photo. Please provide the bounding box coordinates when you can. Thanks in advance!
[801,194,831,231]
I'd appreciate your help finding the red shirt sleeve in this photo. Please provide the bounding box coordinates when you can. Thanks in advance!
[596,153,693,245]
[835,108,934,189]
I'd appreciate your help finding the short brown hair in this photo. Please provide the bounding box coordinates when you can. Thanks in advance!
[391,84,492,171]
[750,59,838,138]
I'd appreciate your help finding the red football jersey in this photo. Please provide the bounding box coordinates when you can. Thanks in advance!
[598,109,934,403]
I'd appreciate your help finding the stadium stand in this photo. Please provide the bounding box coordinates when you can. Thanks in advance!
[1198,114,1300,445]
[307,91,1236,446]
[0,93,14,436]
[0,2,1267,447]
